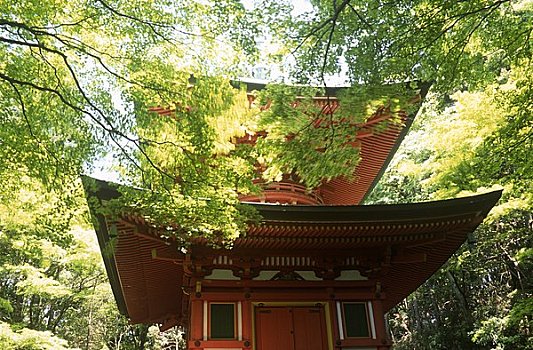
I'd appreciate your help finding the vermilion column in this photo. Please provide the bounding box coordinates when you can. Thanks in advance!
[242,300,252,347]
[372,299,392,349]
[189,299,203,349]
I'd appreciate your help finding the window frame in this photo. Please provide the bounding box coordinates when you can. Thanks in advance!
[208,302,237,340]
[340,301,371,339]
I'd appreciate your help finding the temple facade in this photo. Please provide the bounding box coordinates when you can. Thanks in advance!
[84,82,501,350]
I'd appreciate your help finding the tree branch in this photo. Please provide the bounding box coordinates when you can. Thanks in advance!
[292,0,351,55]
[346,3,373,30]
[93,0,207,40]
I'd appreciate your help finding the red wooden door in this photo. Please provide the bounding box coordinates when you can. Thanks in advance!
[255,308,294,350]
[292,307,328,350]
[255,307,328,350]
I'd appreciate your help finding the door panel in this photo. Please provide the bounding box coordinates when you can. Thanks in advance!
[292,308,328,350]
[255,307,327,350]
[255,308,294,350]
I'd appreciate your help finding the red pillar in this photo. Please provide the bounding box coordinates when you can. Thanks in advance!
[189,299,203,350]
[242,300,252,347]
[372,299,392,349]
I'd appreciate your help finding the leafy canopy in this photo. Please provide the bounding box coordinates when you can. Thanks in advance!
[109,77,419,242]
[288,0,531,92]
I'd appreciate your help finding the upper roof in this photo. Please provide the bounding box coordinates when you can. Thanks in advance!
[148,81,431,205]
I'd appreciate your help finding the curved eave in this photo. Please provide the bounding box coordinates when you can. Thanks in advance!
[82,177,128,317]
[82,177,184,325]
[85,176,500,224]
[247,190,501,224]
[361,81,431,203]
[317,82,431,205]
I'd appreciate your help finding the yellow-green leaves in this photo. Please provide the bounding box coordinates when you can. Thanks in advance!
[118,79,420,241]
[254,83,413,188]
[10,265,72,299]
[0,321,73,350]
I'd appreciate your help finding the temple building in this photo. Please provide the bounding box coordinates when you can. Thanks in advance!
[84,82,501,350]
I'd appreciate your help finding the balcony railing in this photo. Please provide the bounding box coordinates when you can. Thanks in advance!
[239,179,324,205]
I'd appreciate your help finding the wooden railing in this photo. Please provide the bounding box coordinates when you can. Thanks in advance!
[239,180,324,205]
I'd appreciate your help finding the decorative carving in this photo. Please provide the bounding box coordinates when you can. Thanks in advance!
[271,271,305,281]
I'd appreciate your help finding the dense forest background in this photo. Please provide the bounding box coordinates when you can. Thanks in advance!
[1,0,531,349]
[368,82,532,349]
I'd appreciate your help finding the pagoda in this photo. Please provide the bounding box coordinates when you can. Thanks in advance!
[84,81,501,350]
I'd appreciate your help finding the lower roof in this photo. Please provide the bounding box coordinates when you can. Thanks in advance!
[83,177,501,324]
